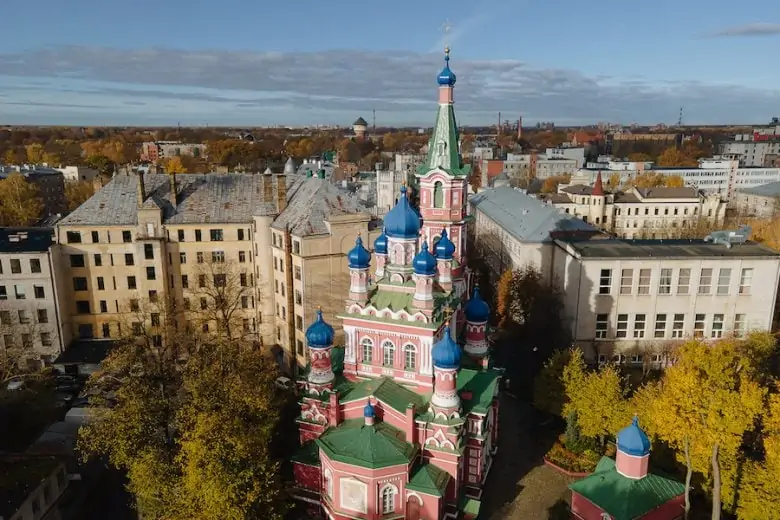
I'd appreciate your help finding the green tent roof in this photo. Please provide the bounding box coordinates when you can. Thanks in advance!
[406,463,451,497]
[457,368,501,415]
[417,104,470,178]
[568,457,685,520]
[341,376,429,414]
[316,418,417,469]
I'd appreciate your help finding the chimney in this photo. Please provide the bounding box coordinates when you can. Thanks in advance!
[136,171,146,207]
[263,174,273,204]
[276,174,287,213]
[169,172,178,209]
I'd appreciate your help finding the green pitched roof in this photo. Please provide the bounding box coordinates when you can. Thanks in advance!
[458,496,482,516]
[406,463,451,497]
[292,441,320,466]
[417,105,470,177]
[340,287,460,329]
[316,418,417,469]
[568,457,685,520]
[457,368,501,415]
[341,376,429,414]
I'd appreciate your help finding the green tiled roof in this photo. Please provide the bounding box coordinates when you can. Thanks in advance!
[341,376,429,414]
[417,105,470,177]
[340,286,460,330]
[569,457,685,520]
[406,463,451,497]
[316,418,418,469]
[458,496,482,516]
[368,290,416,312]
[292,441,320,466]
[457,368,501,415]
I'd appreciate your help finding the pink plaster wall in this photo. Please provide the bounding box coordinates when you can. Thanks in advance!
[571,491,685,520]
[615,451,649,479]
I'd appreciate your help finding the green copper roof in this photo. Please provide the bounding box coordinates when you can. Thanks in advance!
[406,463,451,497]
[417,105,470,177]
[341,376,429,414]
[458,496,482,516]
[316,418,418,469]
[568,457,685,520]
[339,287,458,329]
[292,441,321,466]
[457,368,501,415]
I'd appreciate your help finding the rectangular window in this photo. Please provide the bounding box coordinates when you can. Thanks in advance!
[76,301,91,314]
[241,273,248,287]
[125,253,134,266]
[638,269,651,295]
[658,268,672,295]
[144,244,154,260]
[199,275,206,288]
[717,268,731,295]
[239,251,246,263]
[122,230,132,243]
[73,277,88,291]
[296,315,303,331]
[293,240,301,254]
[0,312,9,325]
[200,297,208,310]
[295,290,302,305]
[633,314,646,338]
[67,231,82,243]
[130,299,139,311]
[694,314,706,338]
[195,229,202,242]
[595,314,608,339]
[0,286,5,300]
[238,229,245,241]
[294,266,302,280]
[41,332,52,346]
[197,252,204,264]
[18,310,29,324]
[127,276,137,290]
[70,254,85,268]
[616,314,628,338]
[212,251,225,263]
[183,298,190,310]
[734,314,746,338]
[296,340,304,355]
[132,322,143,336]
[181,275,189,289]
[91,230,99,243]
[654,314,667,338]
[151,313,160,327]
[102,323,110,338]
[95,276,105,290]
[179,252,187,264]
[241,296,249,309]
[672,314,685,338]
[148,290,158,302]
[698,268,712,295]
[146,267,156,280]
[37,309,48,323]
[739,268,753,295]
[213,274,226,287]
[620,269,633,295]
[99,300,108,313]
[34,285,44,299]
[13,285,26,300]
[29,258,41,273]
[10,259,21,274]
[711,314,724,338]
[242,318,250,332]
[93,254,102,267]
[599,269,612,295]
[210,229,223,241]
[677,268,690,295]
[178,229,185,241]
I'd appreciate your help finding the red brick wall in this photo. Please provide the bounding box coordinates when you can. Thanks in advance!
[294,462,321,491]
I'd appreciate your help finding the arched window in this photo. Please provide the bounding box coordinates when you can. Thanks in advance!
[361,338,373,363]
[323,469,333,498]
[404,344,417,370]
[382,340,395,367]
[433,182,444,208]
[381,485,396,514]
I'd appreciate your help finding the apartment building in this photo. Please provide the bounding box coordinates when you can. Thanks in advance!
[539,174,726,238]
[0,455,69,520]
[0,168,67,217]
[552,237,780,365]
[733,181,780,218]
[720,125,780,167]
[269,176,379,371]
[0,228,68,367]
[140,141,207,163]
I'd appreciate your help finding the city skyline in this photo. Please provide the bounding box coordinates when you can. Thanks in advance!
[0,0,779,126]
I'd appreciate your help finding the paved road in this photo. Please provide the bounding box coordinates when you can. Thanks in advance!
[480,394,574,520]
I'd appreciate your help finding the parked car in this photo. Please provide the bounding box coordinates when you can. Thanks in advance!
[6,378,25,391]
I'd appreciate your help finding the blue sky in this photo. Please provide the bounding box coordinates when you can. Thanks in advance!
[1,0,779,126]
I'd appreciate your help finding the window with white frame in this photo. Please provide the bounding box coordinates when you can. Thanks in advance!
[599,269,612,294]
[404,344,416,370]
[698,268,712,295]
[361,338,373,363]
[677,268,691,295]
[658,268,672,295]
[381,486,396,514]
[630,354,643,364]
[672,314,685,338]
[597,354,607,364]
[654,314,667,338]
[734,314,746,338]
[638,269,651,295]
[620,269,633,295]
[323,469,333,499]
[711,314,724,338]
[739,268,753,295]
[616,314,628,338]
[694,314,706,338]
[382,341,395,367]
[633,314,646,338]
[595,314,608,339]
[717,269,731,295]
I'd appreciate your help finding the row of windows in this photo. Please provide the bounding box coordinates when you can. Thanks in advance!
[66,227,251,244]
[0,284,46,300]
[0,257,42,275]
[359,338,419,370]
[321,472,398,514]
[595,312,749,340]
[0,308,49,325]
[272,256,302,280]
[71,248,253,270]
[271,232,302,254]
[598,267,753,296]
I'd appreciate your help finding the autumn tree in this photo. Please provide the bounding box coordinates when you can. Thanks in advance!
[65,180,96,211]
[540,174,571,194]
[656,147,698,168]
[737,394,780,520]
[627,152,652,162]
[606,172,622,191]
[163,156,187,174]
[533,349,574,416]
[0,174,44,226]
[25,143,44,164]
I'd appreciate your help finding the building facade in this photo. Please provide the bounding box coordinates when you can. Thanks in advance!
[720,125,780,167]
[291,48,502,520]
[140,141,207,163]
[733,181,780,218]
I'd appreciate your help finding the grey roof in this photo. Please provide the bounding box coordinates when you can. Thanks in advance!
[737,181,780,198]
[560,238,780,259]
[635,187,698,199]
[469,187,597,243]
[272,177,372,236]
[0,227,54,253]
[58,174,281,226]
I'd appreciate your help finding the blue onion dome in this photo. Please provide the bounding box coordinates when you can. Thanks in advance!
[465,286,490,323]
[437,48,457,86]
[434,228,456,260]
[383,186,420,239]
[363,399,375,418]
[374,228,388,255]
[305,308,335,349]
[413,241,437,276]
[617,416,651,457]
[432,326,461,369]
[347,235,371,269]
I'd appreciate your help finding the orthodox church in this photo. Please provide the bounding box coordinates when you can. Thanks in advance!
[291,48,502,520]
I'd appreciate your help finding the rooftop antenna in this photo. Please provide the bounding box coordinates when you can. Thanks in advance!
[373,109,376,136]
[677,107,684,127]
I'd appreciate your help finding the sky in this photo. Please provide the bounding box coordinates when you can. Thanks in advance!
[0,0,779,126]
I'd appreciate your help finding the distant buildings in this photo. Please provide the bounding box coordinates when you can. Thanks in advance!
[352,117,368,140]
[55,165,99,183]
[733,181,780,218]
[140,141,207,163]
[720,124,780,167]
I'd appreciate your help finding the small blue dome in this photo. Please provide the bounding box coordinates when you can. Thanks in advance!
[437,53,457,86]
[305,309,335,349]
[363,399,375,418]
[383,186,420,239]
[617,416,651,457]
[432,326,461,369]
[434,228,456,260]
[465,286,490,323]
[374,228,388,255]
[347,235,371,269]
[413,241,437,276]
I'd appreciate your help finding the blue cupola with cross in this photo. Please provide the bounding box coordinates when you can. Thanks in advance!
[383,186,420,239]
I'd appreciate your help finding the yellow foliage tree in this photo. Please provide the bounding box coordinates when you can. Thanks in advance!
[540,174,571,194]
[606,173,621,191]
[563,360,629,444]
[25,143,44,164]
[495,269,513,327]
[533,349,574,416]
[627,152,652,162]
[0,173,44,226]
[656,147,697,167]
[164,156,187,174]
[627,173,666,189]
[664,175,685,188]
[65,181,96,211]
[737,394,780,520]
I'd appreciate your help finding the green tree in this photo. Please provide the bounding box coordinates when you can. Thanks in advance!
[0,174,44,226]
[533,349,573,416]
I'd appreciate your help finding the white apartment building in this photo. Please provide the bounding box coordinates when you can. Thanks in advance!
[552,237,780,365]
[56,166,99,183]
[720,125,780,167]
[733,181,780,218]
[0,228,69,366]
